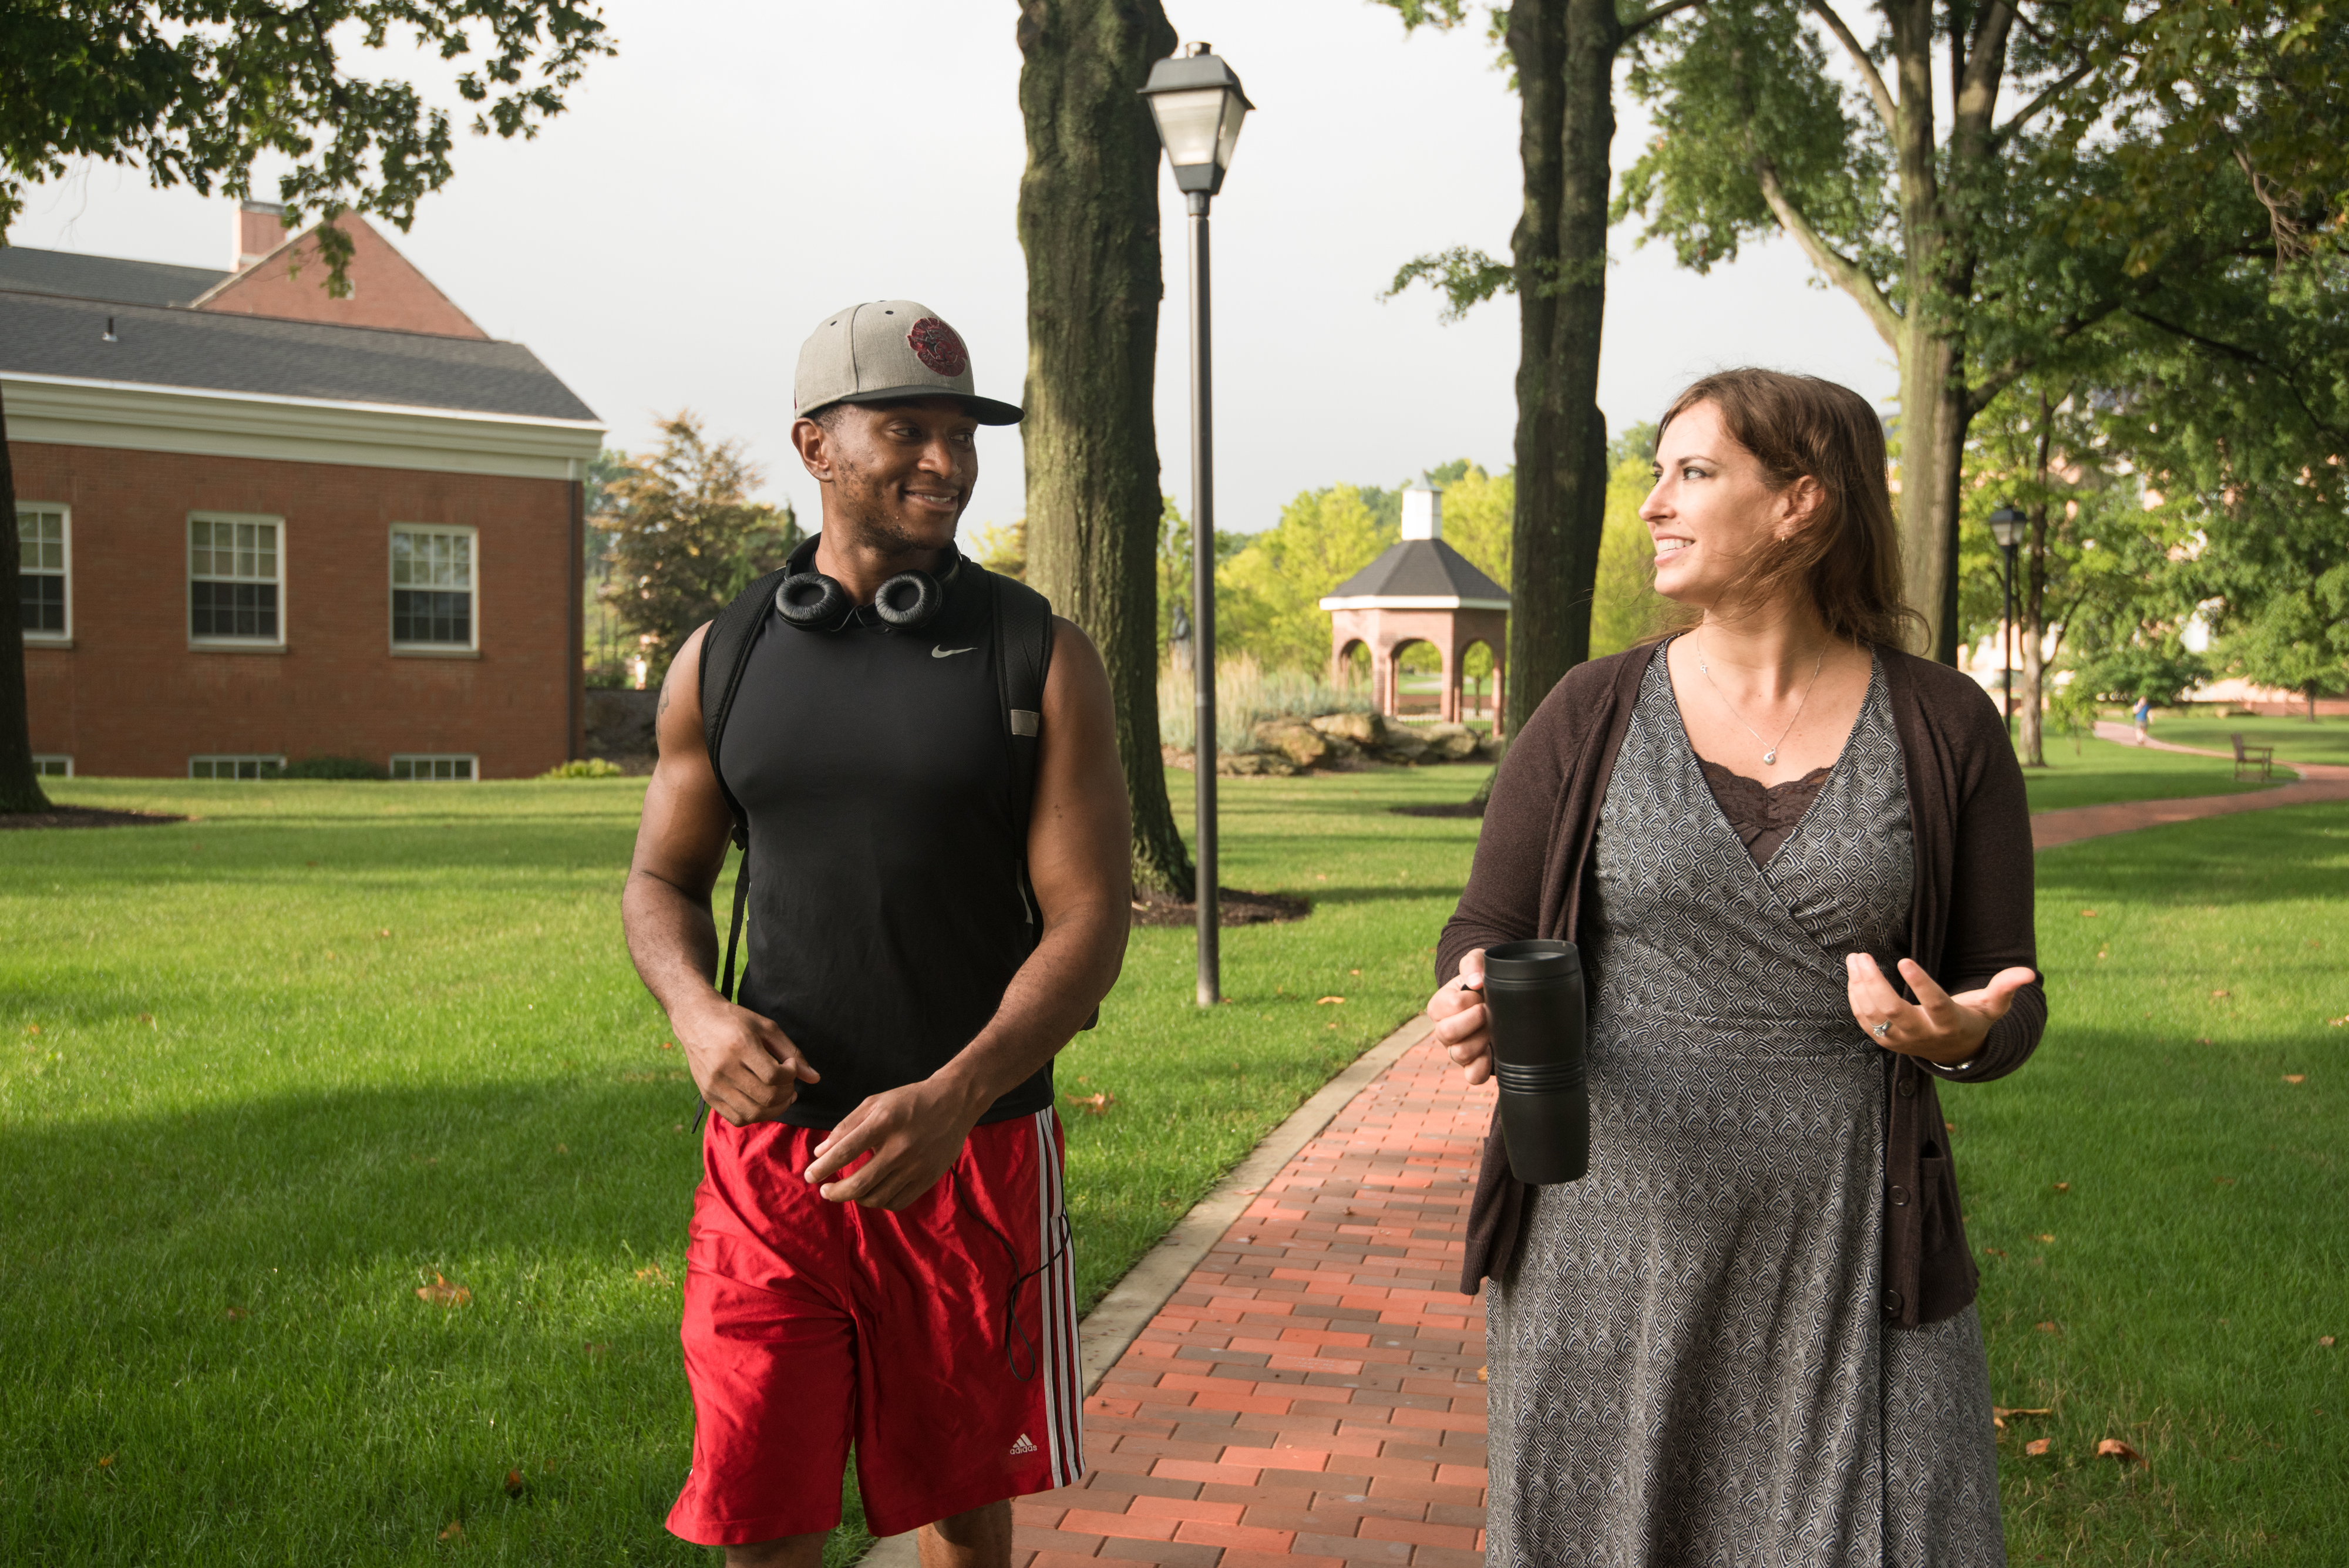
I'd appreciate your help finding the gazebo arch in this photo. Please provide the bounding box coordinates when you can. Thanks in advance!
[1318,486,1511,733]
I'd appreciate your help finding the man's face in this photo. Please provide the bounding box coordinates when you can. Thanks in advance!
[795,396,980,554]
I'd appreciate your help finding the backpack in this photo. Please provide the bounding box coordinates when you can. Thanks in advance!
[694,560,1057,1006]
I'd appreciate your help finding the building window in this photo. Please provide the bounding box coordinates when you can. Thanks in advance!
[391,526,476,648]
[32,755,72,778]
[18,504,70,640]
[190,755,285,780]
[391,754,477,781]
[190,515,284,643]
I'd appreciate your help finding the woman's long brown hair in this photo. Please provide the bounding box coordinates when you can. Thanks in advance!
[1651,368,1923,651]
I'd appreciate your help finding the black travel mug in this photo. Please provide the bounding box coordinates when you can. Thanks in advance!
[1481,939,1589,1185]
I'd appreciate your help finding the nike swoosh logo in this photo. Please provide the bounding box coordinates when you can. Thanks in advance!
[932,645,975,658]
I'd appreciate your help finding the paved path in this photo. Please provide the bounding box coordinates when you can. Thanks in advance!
[981,729,2349,1568]
[1014,1025,1496,1568]
[2031,725,2349,849]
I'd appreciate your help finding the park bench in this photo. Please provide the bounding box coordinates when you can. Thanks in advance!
[2231,732,2275,781]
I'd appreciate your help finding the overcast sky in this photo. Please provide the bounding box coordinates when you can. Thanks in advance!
[10,0,1896,536]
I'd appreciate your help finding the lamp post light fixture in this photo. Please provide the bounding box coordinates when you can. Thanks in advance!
[1142,42,1251,1008]
[1987,505,2027,731]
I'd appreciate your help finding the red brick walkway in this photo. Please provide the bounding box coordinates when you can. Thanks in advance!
[1015,1035,1497,1568]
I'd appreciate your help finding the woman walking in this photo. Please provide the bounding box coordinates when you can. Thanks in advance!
[1428,369,2042,1566]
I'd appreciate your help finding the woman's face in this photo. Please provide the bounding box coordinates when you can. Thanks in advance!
[1640,401,1813,613]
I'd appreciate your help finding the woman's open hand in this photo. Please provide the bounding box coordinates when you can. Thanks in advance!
[1846,953,2036,1067]
[1428,948,1493,1085]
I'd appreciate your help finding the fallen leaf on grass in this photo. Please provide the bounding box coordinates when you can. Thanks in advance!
[2215,1176,2237,1186]
[2034,1233,2055,1243]
[417,1273,472,1307]
[1994,1407,2054,1419]
[658,1040,677,1052]
[504,1469,526,1498]
[22,1024,38,1037]
[2327,1017,2347,1028]
[2035,1321,2062,1335]
[583,1341,610,1357]
[224,1307,247,1320]
[1350,968,1362,976]
[2196,1037,2213,1045]
[1983,1246,2007,1258]
[2096,947,2110,961]
[438,1521,464,1540]
[2078,909,2099,918]
[376,929,391,938]
[2096,1438,2145,1466]
[2025,1438,2052,1456]
[2284,1074,2306,1084]
[137,1012,154,1027]
[2210,989,2230,999]
[2052,1182,2071,1193]
[555,1143,568,1155]
[2320,1336,2336,1349]
[1065,1091,1116,1115]
[96,1453,115,1468]
[632,1263,673,1287]
[1316,996,1346,1005]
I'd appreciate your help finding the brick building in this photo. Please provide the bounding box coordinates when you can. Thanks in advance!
[6,202,601,780]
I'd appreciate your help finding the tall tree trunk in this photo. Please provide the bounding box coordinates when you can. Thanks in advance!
[1014,0,1192,898]
[0,385,56,813]
[1504,0,1617,735]
[2017,386,2054,766]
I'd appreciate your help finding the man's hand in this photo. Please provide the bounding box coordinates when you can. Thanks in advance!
[675,994,821,1127]
[1846,953,2037,1067]
[1428,948,1493,1086]
[801,1078,981,1211]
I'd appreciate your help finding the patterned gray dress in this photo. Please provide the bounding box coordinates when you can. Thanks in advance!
[1485,650,2003,1567]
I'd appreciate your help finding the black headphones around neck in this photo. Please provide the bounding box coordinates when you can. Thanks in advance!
[773,536,952,632]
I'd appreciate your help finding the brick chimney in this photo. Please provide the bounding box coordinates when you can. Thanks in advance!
[235,201,288,271]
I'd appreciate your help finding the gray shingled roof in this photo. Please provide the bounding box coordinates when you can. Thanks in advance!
[0,289,598,422]
[1324,538,1510,604]
[0,247,230,307]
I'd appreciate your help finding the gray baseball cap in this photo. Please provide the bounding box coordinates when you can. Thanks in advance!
[793,300,1022,426]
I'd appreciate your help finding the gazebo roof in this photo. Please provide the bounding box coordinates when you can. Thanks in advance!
[1318,537,1510,611]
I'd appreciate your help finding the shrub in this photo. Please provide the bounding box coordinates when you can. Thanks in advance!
[1157,654,1374,755]
[277,756,388,780]
[539,758,624,780]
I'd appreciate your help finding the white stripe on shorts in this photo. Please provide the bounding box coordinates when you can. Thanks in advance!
[1031,1106,1083,1487]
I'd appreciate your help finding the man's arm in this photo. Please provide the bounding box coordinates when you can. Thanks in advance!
[804,615,1132,1209]
[621,623,820,1125]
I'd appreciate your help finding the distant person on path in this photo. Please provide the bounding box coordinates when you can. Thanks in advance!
[2134,696,2152,744]
[622,301,1131,1568]
[1427,368,2044,1566]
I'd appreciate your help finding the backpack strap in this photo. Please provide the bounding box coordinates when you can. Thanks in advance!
[698,566,789,1002]
[987,568,1095,1032]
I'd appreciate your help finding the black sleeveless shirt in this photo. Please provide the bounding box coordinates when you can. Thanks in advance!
[717,555,1050,1129]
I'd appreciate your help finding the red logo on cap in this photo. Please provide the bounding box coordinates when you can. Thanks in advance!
[907,317,968,378]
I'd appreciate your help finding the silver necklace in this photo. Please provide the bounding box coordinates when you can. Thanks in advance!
[1695,633,1826,765]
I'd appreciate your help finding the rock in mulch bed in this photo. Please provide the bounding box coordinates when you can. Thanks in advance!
[0,806,186,830]
[1129,886,1312,927]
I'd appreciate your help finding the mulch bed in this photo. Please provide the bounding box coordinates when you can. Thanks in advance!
[0,807,187,830]
[1130,886,1312,928]
[1390,800,1487,819]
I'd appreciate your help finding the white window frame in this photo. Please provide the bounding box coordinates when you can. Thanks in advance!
[189,512,288,648]
[17,502,71,644]
[31,755,73,778]
[390,753,479,782]
[389,524,480,654]
[189,754,285,780]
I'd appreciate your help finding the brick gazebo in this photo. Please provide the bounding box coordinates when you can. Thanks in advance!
[1318,486,1510,732]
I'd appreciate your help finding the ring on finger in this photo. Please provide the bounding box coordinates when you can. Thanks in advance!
[1872,1019,1893,1040]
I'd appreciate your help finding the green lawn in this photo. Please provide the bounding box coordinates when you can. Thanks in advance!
[1967,802,2348,1563]
[2145,713,2349,769]
[2020,732,2281,812]
[0,767,1484,1567]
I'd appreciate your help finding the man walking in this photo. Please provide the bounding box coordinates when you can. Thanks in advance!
[622,300,1131,1567]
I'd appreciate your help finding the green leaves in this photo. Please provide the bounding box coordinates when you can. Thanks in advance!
[0,2,615,282]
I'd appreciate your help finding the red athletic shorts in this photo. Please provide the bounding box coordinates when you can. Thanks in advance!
[666,1107,1083,1546]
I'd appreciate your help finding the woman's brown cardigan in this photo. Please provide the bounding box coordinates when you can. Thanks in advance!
[1436,642,2046,1328]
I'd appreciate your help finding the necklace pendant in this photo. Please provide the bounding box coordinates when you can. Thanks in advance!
[1763,749,1777,764]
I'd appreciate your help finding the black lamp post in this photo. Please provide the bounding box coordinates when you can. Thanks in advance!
[1142,42,1251,1008]
[1988,505,2026,731]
